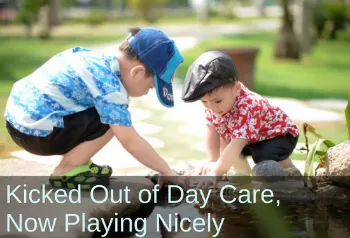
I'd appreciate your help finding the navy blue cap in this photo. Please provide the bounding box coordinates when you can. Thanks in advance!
[127,27,184,108]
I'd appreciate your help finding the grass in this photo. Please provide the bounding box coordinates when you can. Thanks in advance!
[0,32,123,158]
[0,35,120,84]
[176,32,350,100]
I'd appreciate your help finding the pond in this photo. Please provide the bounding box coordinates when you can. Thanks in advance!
[92,190,350,238]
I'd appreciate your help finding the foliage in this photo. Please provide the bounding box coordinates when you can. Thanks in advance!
[313,1,350,40]
[128,0,167,23]
[85,9,109,25]
[16,0,49,24]
[346,92,350,140]
[302,123,336,189]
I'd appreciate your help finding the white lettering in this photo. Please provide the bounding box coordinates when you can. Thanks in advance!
[6,184,81,204]
[162,88,173,101]
[7,214,57,232]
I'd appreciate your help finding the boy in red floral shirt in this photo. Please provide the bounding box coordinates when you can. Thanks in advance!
[181,51,300,188]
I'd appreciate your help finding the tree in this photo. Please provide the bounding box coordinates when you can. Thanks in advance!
[294,0,315,53]
[274,0,301,60]
[128,0,166,23]
[255,0,267,17]
[16,0,61,39]
[16,0,48,38]
[37,0,62,39]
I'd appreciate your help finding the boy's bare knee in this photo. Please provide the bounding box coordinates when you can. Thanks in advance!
[278,157,296,169]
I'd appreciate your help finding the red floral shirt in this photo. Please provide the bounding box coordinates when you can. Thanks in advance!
[205,82,299,144]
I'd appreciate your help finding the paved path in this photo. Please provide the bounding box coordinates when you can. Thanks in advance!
[4,23,346,176]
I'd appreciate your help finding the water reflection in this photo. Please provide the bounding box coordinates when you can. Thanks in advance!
[92,191,350,238]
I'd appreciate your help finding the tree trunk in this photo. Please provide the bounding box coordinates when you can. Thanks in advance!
[25,23,33,38]
[256,0,266,17]
[274,0,301,60]
[24,12,35,38]
[38,0,61,39]
[121,0,127,11]
[48,0,62,26]
[198,0,209,24]
[294,0,314,53]
[38,5,51,39]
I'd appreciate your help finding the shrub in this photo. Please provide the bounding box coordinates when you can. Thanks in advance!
[128,0,166,23]
[313,2,349,40]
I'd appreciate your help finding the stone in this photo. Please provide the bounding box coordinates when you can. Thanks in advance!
[284,167,303,177]
[315,167,327,177]
[315,167,331,185]
[326,140,350,186]
[252,160,286,181]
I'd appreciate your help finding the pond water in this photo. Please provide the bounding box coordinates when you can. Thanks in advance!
[93,190,350,238]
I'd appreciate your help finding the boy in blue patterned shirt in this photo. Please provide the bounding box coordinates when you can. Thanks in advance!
[4,27,188,190]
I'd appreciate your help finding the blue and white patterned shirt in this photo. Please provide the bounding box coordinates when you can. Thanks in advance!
[4,46,132,137]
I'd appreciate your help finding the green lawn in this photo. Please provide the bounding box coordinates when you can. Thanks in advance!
[176,32,350,100]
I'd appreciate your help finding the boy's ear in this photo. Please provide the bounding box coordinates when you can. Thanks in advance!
[232,81,240,94]
[130,65,146,78]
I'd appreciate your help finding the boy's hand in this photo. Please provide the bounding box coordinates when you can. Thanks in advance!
[158,170,190,190]
[198,161,217,175]
[194,171,221,190]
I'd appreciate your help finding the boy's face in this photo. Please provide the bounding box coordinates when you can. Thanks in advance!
[200,82,240,116]
[124,65,154,97]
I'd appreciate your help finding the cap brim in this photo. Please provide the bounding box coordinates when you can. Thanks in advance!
[153,43,183,108]
[154,75,174,108]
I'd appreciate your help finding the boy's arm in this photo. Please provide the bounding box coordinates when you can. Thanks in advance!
[206,124,220,162]
[110,125,174,176]
[211,138,248,176]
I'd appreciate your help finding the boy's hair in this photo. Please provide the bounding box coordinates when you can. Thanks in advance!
[118,27,153,77]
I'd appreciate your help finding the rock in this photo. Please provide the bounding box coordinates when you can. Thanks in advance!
[326,140,350,186]
[284,167,303,177]
[315,167,331,185]
[315,167,327,177]
[252,160,286,181]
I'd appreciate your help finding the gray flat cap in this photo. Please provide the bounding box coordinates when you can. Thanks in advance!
[181,51,238,102]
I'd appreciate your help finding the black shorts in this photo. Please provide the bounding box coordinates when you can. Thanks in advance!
[6,108,110,156]
[242,133,299,164]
